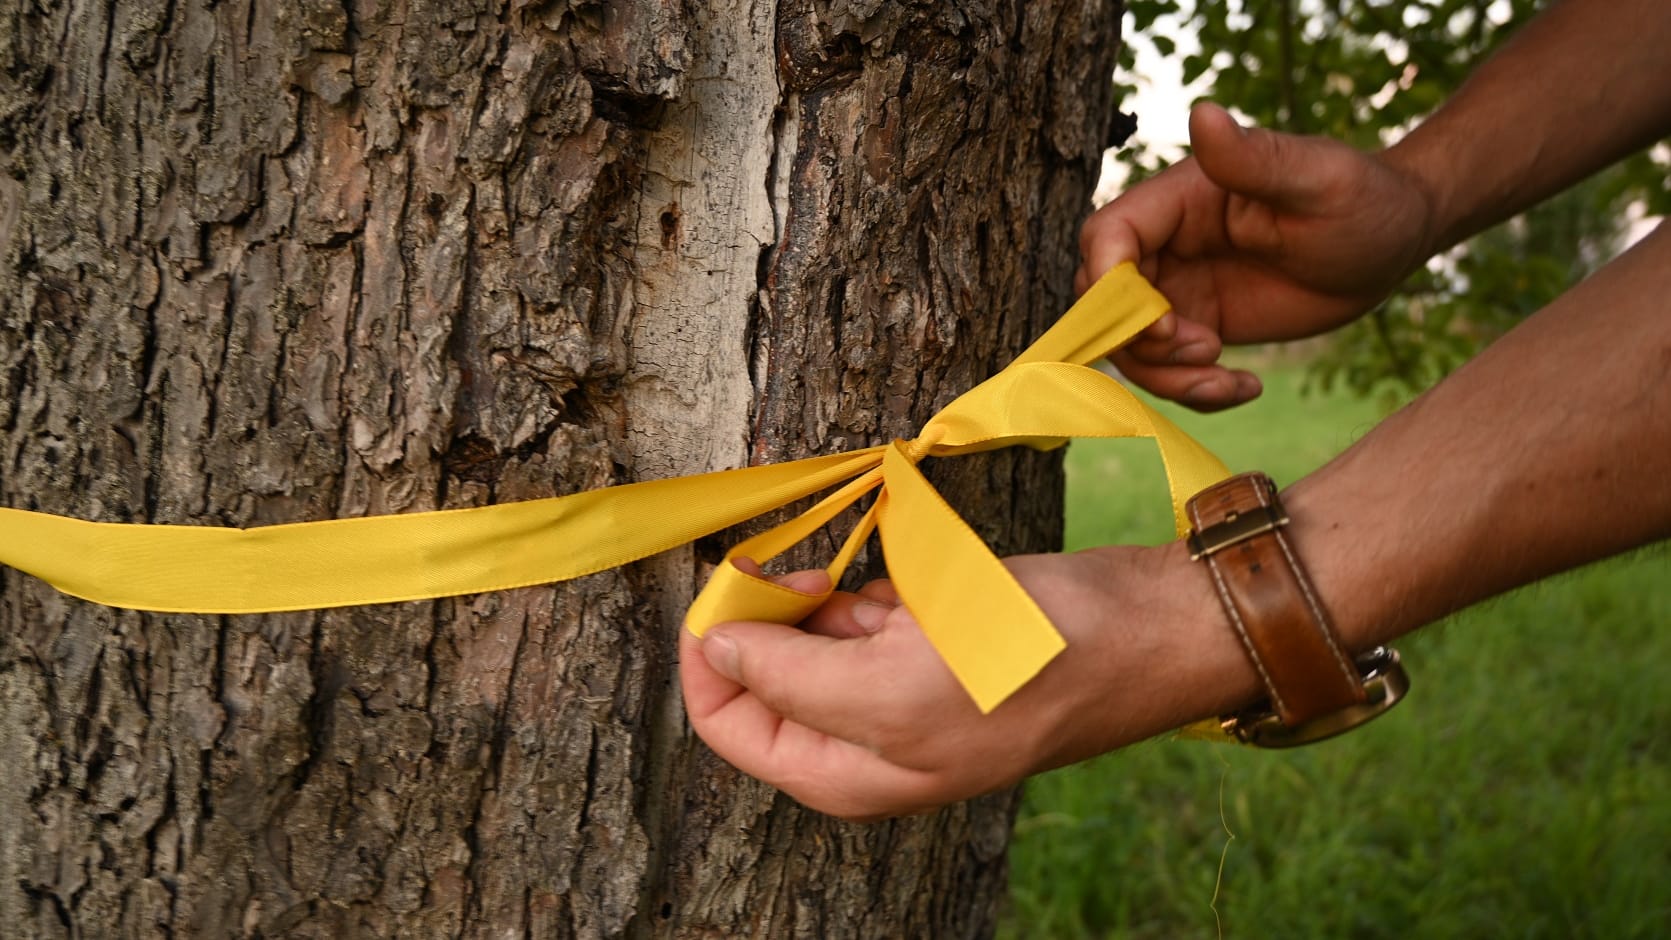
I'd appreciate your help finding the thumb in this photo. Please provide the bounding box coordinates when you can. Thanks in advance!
[700,620,896,745]
[1189,102,1333,210]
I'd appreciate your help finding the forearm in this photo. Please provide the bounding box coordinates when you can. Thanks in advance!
[687,223,1668,815]
[1287,220,1671,651]
[1388,0,1671,254]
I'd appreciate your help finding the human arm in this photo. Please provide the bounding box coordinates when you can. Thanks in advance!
[679,547,1256,822]
[683,218,1671,820]
[677,0,1671,820]
[1288,220,1671,652]
[1390,0,1671,254]
[1080,0,1671,410]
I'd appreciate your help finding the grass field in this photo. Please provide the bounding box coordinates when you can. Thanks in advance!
[1001,365,1671,939]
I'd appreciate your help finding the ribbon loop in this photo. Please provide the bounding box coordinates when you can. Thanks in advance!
[685,465,883,632]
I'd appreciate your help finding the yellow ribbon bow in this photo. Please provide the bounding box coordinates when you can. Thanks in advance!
[0,263,1228,713]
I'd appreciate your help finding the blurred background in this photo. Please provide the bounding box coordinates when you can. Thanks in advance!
[1003,2,1671,936]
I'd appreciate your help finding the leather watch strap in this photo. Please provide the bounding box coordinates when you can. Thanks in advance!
[1186,472,1365,727]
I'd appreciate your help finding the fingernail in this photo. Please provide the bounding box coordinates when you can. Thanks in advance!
[704,634,741,681]
[1183,379,1223,405]
[779,569,832,594]
[1144,311,1178,341]
[851,601,891,633]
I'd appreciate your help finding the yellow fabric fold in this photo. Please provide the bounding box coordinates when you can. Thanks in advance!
[0,263,1231,716]
[875,442,1067,713]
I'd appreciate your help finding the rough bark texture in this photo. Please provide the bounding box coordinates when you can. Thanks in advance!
[0,1,1120,936]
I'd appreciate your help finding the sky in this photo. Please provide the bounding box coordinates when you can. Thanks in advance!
[1093,8,1204,204]
[1123,10,1205,159]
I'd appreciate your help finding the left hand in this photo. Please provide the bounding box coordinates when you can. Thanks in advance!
[679,545,1260,821]
[1074,103,1438,412]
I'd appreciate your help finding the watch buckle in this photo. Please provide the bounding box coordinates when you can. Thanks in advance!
[1220,647,1410,748]
[1187,501,1289,560]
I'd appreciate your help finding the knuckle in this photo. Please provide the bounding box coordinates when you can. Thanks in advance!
[736,650,792,707]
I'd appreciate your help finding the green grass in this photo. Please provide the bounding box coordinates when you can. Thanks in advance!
[1003,366,1671,939]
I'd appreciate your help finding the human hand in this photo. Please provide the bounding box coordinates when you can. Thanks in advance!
[1077,103,1438,411]
[679,547,1261,821]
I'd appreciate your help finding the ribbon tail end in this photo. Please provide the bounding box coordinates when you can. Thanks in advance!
[963,632,1068,714]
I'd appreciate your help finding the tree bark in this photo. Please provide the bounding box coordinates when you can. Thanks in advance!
[0,1,1119,936]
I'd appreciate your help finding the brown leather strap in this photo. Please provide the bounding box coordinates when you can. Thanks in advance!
[1186,472,1364,726]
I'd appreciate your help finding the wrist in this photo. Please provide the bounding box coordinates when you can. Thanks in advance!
[1082,540,1268,732]
[1278,458,1434,654]
[1183,472,1411,745]
[1377,135,1456,263]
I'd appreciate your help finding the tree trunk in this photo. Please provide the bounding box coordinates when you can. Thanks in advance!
[0,1,1119,936]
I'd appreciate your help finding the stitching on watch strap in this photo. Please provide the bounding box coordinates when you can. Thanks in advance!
[1201,547,1289,717]
[1250,481,1360,689]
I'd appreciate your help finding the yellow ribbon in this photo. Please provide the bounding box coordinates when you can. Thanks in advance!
[0,264,1228,713]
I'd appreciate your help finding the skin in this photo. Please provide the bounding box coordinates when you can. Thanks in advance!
[682,0,1671,820]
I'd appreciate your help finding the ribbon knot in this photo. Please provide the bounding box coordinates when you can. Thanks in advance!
[0,264,1228,713]
[898,430,941,465]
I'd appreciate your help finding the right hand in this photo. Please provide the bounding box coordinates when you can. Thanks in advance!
[681,544,1260,821]
[1077,102,1439,411]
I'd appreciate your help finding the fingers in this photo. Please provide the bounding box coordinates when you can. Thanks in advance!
[1080,102,1348,297]
[683,567,915,733]
[686,565,970,817]
[801,591,895,639]
[1108,350,1263,412]
[676,627,938,819]
[801,577,904,638]
[729,556,831,595]
[725,559,899,640]
[1109,310,1262,411]
[1076,216,1142,294]
[699,617,942,747]
[679,614,746,721]
[1076,161,1197,289]
[678,616,955,819]
[856,578,900,605]
[1121,312,1222,367]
